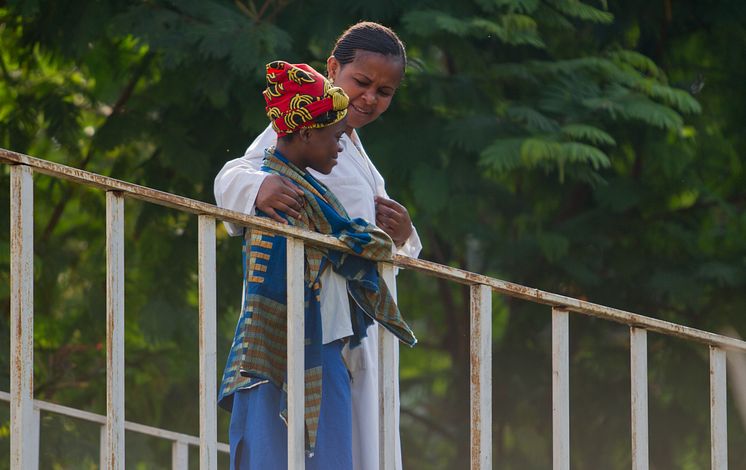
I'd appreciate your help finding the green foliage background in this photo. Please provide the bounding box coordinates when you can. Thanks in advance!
[1,0,746,468]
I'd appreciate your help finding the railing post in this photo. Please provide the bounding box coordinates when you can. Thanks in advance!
[286,237,305,470]
[30,406,40,470]
[470,284,492,470]
[710,346,727,470]
[100,425,107,470]
[552,307,570,470]
[10,165,35,470]
[379,264,398,470]
[172,440,189,470]
[198,216,218,469]
[106,191,125,470]
[630,327,649,470]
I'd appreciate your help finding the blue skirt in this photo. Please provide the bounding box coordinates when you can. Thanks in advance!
[229,340,352,470]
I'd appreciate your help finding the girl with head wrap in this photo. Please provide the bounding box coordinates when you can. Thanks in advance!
[215,22,421,470]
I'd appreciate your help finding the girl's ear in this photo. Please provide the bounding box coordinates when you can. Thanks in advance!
[326,56,340,82]
[298,127,313,143]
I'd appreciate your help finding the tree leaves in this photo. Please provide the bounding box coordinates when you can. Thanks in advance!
[546,0,613,24]
[584,93,685,130]
[561,124,616,145]
[403,10,545,47]
[507,106,560,132]
[480,137,611,180]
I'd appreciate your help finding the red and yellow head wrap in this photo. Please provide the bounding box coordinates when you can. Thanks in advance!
[263,61,349,137]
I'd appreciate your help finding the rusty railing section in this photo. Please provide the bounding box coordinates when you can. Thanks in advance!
[3,147,745,469]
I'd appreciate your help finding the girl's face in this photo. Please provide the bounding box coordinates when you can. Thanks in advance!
[299,117,347,175]
[327,51,404,130]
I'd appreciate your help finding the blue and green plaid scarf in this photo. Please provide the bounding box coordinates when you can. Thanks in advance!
[218,147,416,453]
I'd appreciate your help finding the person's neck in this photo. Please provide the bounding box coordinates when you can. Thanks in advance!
[274,141,306,172]
[345,125,355,137]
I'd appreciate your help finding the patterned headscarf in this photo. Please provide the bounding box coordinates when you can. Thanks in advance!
[263,61,349,137]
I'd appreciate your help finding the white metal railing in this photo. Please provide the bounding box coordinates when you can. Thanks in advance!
[0,390,230,468]
[3,147,746,469]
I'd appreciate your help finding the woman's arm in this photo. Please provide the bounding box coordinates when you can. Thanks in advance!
[214,125,304,234]
[374,195,422,257]
[363,148,422,258]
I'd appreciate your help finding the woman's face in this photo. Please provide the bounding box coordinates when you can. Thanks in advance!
[327,51,404,130]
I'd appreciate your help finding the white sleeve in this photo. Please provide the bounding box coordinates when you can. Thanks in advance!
[366,152,423,260]
[214,125,278,236]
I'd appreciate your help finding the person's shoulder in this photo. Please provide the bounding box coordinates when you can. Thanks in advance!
[245,124,278,157]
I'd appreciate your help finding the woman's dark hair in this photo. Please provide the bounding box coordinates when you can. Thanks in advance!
[331,21,406,70]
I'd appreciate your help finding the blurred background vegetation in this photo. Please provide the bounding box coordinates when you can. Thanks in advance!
[1,0,746,468]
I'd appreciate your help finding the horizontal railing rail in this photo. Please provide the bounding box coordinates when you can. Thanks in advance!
[2,148,742,352]
[3,146,743,469]
[0,390,230,468]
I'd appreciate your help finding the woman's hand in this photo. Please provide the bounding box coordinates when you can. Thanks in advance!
[375,196,413,247]
[256,174,305,223]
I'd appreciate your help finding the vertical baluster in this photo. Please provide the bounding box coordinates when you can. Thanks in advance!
[30,406,40,470]
[100,425,107,470]
[630,327,649,470]
[552,307,570,470]
[198,216,217,469]
[172,440,189,470]
[379,264,398,470]
[710,346,727,470]
[106,191,125,470]
[286,237,305,470]
[10,165,35,470]
[470,284,492,470]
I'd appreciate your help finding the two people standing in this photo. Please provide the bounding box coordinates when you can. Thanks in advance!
[215,22,420,470]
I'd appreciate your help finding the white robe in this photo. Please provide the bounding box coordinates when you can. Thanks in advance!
[214,124,422,470]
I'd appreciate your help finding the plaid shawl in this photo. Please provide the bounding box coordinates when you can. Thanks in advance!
[218,147,416,453]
